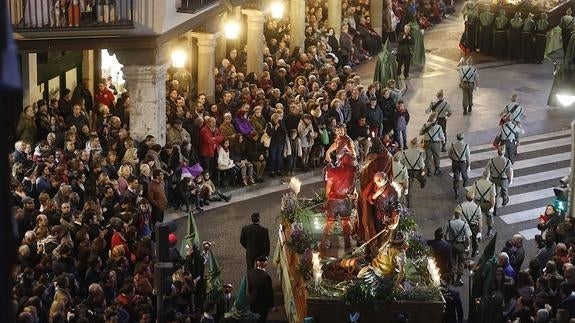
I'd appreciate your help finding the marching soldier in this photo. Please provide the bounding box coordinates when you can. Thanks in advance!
[483,146,514,208]
[425,90,452,152]
[420,113,445,176]
[392,152,410,206]
[444,208,472,286]
[455,191,483,257]
[400,138,427,204]
[470,173,496,237]
[458,57,479,115]
[499,114,523,164]
[500,93,526,123]
[560,8,574,57]
[448,132,470,198]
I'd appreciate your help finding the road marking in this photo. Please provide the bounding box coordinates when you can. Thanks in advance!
[441,129,571,156]
[450,151,571,178]
[512,167,570,187]
[505,188,555,207]
[439,137,571,168]
[518,228,540,240]
[500,207,545,224]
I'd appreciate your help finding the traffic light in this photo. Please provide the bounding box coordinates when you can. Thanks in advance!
[552,175,570,216]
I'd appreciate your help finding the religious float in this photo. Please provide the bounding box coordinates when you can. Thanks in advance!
[274,130,445,323]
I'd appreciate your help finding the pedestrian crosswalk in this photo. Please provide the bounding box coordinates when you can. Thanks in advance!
[440,129,572,241]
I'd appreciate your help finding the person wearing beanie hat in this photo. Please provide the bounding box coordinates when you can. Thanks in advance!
[425,89,452,152]
[448,131,470,198]
[420,112,445,176]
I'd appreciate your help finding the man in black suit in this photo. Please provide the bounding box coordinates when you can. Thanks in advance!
[427,227,453,282]
[240,212,270,270]
[247,256,275,323]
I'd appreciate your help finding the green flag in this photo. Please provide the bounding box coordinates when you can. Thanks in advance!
[204,247,224,301]
[469,233,499,323]
[224,276,260,322]
[180,212,201,255]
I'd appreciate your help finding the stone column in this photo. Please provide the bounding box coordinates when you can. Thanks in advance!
[242,9,265,76]
[289,0,306,50]
[22,53,41,106]
[82,50,94,91]
[327,0,342,38]
[118,48,168,145]
[192,32,217,102]
[369,0,383,36]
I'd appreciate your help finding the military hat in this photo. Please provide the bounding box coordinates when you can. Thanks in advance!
[410,137,419,147]
[457,132,465,140]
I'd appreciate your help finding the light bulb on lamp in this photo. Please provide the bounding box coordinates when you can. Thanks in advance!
[224,20,240,39]
[270,1,285,19]
[171,49,187,69]
[289,177,302,196]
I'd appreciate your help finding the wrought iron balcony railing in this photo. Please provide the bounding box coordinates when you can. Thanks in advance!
[9,0,135,31]
[179,0,219,13]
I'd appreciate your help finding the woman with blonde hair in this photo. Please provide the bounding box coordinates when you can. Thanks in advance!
[117,164,132,195]
[122,147,139,166]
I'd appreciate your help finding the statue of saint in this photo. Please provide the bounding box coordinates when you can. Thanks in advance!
[322,152,357,249]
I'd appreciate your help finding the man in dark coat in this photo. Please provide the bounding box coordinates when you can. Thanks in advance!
[240,213,270,270]
[427,227,453,282]
[247,256,275,323]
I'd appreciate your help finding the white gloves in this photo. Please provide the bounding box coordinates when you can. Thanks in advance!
[476,232,482,241]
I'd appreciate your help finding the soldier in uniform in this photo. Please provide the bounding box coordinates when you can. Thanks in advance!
[455,191,483,257]
[425,90,452,152]
[444,208,472,286]
[448,132,470,198]
[499,114,523,164]
[483,146,514,208]
[400,138,426,208]
[458,57,478,115]
[535,13,550,64]
[420,113,445,176]
[500,93,526,124]
[521,13,536,63]
[560,8,574,57]
[479,4,495,55]
[493,10,509,60]
[392,152,409,205]
[470,173,496,237]
[508,12,524,61]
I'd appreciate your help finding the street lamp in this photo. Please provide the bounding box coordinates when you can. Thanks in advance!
[224,19,240,39]
[171,48,187,68]
[269,1,285,19]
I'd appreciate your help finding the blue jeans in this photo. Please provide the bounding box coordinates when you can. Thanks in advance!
[268,144,283,173]
[395,128,407,149]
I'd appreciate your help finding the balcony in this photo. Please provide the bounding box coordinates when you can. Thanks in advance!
[9,0,135,31]
[178,0,220,14]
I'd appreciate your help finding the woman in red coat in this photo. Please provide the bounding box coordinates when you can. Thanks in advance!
[199,117,224,177]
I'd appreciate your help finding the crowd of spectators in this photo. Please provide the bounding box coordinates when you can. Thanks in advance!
[10,0,466,322]
[487,206,575,322]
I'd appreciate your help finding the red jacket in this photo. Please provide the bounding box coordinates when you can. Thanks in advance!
[199,126,224,158]
[95,87,115,108]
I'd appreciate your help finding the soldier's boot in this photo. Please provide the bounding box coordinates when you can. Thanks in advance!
[463,107,468,115]
[453,187,459,199]
[468,104,473,112]
[487,226,494,237]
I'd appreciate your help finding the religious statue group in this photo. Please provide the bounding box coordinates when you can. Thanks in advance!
[321,124,407,287]
[460,1,575,64]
